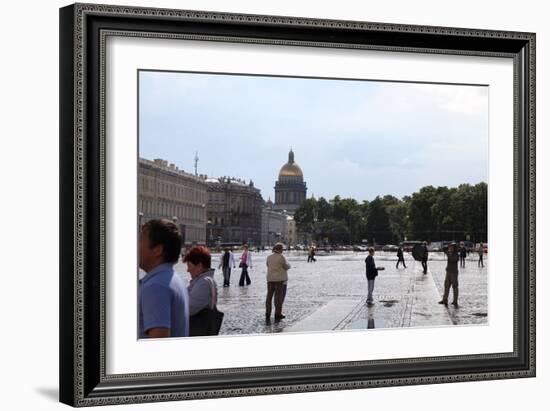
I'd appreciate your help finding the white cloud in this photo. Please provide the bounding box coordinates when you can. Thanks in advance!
[140,72,488,200]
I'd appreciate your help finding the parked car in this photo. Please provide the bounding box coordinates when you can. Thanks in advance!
[353,245,368,252]
[382,244,399,252]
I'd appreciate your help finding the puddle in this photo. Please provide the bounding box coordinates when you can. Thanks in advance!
[378,299,399,308]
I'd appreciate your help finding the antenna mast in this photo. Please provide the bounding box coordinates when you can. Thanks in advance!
[194,151,199,176]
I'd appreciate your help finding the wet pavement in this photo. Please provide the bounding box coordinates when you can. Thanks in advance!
[173,251,488,335]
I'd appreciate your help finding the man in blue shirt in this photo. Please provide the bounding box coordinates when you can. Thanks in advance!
[138,219,189,338]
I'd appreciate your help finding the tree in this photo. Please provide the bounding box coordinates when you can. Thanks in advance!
[316,197,332,222]
[317,219,350,245]
[294,198,317,233]
[408,185,438,241]
[407,183,488,242]
[387,201,408,244]
[365,196,392,244]
[293,182,487,245]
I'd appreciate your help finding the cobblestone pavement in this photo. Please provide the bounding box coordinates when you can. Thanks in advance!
[173,251,488,335]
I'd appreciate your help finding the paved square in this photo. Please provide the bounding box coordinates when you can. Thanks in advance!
[174,250,488,335]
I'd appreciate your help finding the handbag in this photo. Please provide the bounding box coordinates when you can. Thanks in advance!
[189,276,224,336]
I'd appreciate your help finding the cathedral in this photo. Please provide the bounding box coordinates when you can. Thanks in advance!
[273,149,307,214]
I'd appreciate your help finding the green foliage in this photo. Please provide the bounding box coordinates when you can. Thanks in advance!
[315,219,350,244]
[293,198,317,233]
[365,197,392,244]
[292,183,487,245]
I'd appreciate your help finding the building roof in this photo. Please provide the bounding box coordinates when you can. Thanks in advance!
[278,149,304,178]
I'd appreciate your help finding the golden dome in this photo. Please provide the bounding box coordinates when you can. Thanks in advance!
[278,149,303,178]
[279,163,303,177]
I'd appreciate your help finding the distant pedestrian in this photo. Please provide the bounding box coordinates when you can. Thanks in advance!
[139,219,189,338]
[265,243,291,322]
[364,247,383,306]
[439,242,460,307]
[396,246,407,269]
[478,246,485,267]
[421,241,429,274]
[307,246,316,263]
[218,247,236,287]
[238,244,253,286]
[459,241,468,268]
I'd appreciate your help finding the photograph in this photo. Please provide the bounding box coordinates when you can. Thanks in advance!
[58,3,535,406]
[137,70,489,338]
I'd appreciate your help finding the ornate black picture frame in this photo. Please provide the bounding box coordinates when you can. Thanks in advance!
[59,3,535,407]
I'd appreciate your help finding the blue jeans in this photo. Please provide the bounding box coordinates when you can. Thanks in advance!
[367,279,375,303]
[222,266,231,286]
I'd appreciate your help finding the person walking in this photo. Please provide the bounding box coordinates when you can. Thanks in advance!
[365,247,383,306]
[218,247,236,287]
[138,219,189,338]
[183,246,223,336]
[308,245,316,263]
[459,241,468,268]
[478,245,485,267]
[439,242,460,307]
[265,243,291,322]
[238,244,253,286]
[421,241,429,274]
[396,246,407,269]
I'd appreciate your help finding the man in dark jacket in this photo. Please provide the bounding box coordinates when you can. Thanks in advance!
[365,247,381,306]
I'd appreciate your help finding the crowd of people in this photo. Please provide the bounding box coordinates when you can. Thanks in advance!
[139,219,224,338]
[365,240,486,309]
[138,218,485,339]
[139,218,293,339]
[217,245,254,287]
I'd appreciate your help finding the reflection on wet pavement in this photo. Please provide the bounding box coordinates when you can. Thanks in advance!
[173,251,488,335]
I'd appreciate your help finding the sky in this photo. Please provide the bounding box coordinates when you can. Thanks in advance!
[139,70,488,202]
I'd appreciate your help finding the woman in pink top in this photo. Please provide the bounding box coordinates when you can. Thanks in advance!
[238,244,253,286]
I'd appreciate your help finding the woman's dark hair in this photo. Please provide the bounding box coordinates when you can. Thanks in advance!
[142,219,182,263]
[183,246,212,269]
